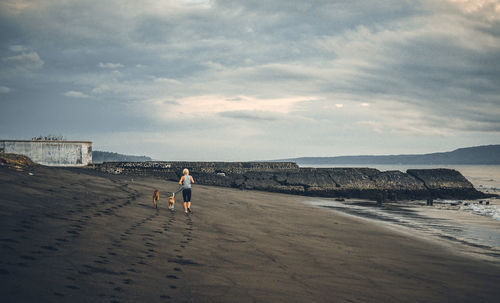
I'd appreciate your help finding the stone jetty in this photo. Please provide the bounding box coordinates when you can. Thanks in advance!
[94,162,490,201]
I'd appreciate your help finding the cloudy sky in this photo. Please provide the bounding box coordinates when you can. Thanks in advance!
[1,0,499,160]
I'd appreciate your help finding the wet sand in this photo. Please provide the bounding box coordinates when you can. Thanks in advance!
[1,165,500,302]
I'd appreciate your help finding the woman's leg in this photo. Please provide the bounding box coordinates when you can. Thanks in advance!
[187,189,192,211]
[182,189,189,213]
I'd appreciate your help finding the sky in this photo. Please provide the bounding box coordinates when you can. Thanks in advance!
[0,0,499,161]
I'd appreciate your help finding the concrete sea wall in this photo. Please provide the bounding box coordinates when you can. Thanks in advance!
[94,161,489,201]
[0,140,92,167]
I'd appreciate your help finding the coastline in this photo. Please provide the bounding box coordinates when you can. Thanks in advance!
[305,198,500,263]
[1,165,500,302]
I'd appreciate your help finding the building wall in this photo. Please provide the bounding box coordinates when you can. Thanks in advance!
[0,140,92,167]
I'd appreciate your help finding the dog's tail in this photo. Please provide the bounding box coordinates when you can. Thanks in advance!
[170,187,183,197]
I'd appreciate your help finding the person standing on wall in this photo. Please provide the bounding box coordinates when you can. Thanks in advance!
[179,168,195,215]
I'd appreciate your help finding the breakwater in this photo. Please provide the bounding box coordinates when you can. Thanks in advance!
[94,162,490,201]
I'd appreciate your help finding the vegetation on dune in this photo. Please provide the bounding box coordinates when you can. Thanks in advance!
[0,153,36,170]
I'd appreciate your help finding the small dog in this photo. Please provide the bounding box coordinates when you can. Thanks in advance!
[152,189,159,209]
[169,194,175,210]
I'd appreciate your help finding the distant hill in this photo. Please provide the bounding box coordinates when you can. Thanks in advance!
[274,145,500,165]
[92,151,152,163]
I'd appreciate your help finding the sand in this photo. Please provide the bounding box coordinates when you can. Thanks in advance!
[1,165,500,302]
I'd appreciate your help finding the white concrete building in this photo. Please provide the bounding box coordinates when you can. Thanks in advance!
[0,140,92,166]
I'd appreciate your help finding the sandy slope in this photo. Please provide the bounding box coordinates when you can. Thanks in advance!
[1,165,499,302]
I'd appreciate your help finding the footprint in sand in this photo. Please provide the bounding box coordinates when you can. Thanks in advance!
[168,259,200,266]
[20,255,36,261]
[40,245,58,251]
[13,262,28,267]
[1,238,19,244]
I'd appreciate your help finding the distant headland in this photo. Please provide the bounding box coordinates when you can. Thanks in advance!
[272,145,500,166]
[92,151,152,163]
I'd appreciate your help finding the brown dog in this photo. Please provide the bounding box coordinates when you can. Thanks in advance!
[169,194,175,210]
[152,189,159,209]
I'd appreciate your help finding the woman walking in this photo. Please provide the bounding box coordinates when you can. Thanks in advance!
[179,168,195,214]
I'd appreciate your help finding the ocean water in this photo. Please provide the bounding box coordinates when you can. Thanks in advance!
[301,164,500,259]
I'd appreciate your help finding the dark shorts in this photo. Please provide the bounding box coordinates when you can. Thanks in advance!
[182,188,192,202]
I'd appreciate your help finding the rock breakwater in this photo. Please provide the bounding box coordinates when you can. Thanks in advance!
[94,162,490,201]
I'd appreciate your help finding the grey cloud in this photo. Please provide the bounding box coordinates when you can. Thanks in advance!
[219,110,280,121]
[63,90,90,98]
[3,51,44,70]
[99,62,124,69]
[0,86,10,93]
[8,45,27,52]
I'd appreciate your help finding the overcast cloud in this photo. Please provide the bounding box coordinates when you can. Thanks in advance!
[0,0,499,160]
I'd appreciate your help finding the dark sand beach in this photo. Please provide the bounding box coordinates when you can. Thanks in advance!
[1,165,500,302]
